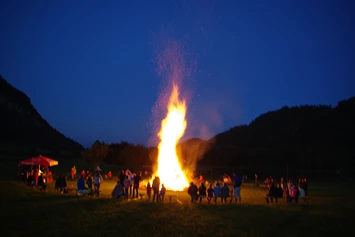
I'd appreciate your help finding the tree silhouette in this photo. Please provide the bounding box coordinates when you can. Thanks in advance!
[81,140,110,167]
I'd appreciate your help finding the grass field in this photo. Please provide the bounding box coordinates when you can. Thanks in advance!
[1,158,354,237]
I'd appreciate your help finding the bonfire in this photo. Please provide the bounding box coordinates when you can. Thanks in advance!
[152,83,189,191]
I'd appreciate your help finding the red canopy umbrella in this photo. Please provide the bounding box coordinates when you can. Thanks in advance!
[19,155,58,167]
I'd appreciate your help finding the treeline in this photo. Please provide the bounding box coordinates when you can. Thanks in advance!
[83,96,355,179]
[81,138,210,172]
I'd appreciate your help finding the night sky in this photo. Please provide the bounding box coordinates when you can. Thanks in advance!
[1,0,355,148]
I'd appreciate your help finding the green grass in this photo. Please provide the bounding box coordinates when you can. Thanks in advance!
[1,177,354,237]
[1,157,354,236]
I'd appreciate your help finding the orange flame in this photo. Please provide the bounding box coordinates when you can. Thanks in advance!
[153,83,189,191]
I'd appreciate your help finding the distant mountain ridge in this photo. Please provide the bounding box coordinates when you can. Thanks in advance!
[0,75,84,156]
[196,96,355,177]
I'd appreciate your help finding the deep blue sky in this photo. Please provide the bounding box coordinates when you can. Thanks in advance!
[1,0,355,148]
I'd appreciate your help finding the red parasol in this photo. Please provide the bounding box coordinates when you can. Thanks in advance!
[19,155,58,167]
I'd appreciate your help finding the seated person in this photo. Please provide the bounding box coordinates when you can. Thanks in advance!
[112,180,124,199]
[77,175,88,195]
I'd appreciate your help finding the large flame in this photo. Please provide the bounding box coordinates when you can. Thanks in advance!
[154,83,189,191]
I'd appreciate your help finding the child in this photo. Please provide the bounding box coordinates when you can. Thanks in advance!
[159,184,166,202]
[229,185,234,203]
[146,182,152,201]
[207,184,214,204]
[221,183,229,204]
[198,183,207,203]
[214,182,222,204]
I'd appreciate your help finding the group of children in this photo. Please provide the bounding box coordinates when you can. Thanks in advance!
[188,178,243,204]
[111,174,168,202]
[264,177,309,204]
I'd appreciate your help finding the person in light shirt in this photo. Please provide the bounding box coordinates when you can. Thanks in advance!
[93,171,103,197]
[298,185,308,203]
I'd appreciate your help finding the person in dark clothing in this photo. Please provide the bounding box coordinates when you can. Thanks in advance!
[86,175,93,195]
[265,184,283,203]
[221,183,229,203]
[27,173,34,186]
[207,184,214,204]
[188,182,198,203]
[198,183,207,203]
[133,172,142,198]
[152,176,160,202]
[37,174,47,191]
[233,174,243,204]
[119,170,125,185]
[55,175,67,193]
[302,178,308,196]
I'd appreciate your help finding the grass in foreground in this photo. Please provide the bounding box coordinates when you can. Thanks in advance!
[1,178,354,237]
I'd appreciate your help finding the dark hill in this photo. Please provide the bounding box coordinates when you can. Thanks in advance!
[0,75,84,157]
[198,97,355,178]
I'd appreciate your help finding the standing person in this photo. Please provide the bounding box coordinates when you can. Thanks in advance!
[221,183,229,204]
[207,184,214,204]
[152,176,160,202]
[37,173,47,191]
[229,185,235,203]
[214,182,222,204]
[159,184,166,202]
[70,167,75,180]
[119,170,125,186]
[188,182,198,203]
[233,174,242,204]
[107,171,112,180]
[73,166,77,180]
[302,178,308,196]
[255,173,258,187]
[133,171,142,198]
[125,170,133,197]
[124,176,130,199]
[86,174,93,194]
[94,171,103,197]
[198,183,207,203]
[146,182,152,201]
[280,177,284,189]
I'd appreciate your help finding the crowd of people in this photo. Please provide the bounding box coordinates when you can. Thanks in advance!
[19,167,53,192]
[264,177,309,204]
[19,164,309,205]
[187,173,243,204]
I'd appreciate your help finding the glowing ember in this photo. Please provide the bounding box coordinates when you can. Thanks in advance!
[153,83,189,191]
